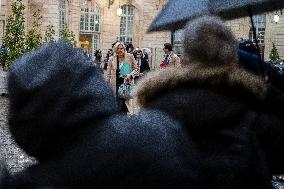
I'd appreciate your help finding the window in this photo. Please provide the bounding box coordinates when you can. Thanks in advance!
[59,0,66,31]
[172,29,184,56]
[173,29,183,43]
[249,14,266,45]
[119,5,134,44]
[93,34,99,51]
[80,1,100,33]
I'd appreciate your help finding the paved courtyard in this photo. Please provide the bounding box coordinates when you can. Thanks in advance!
[0,70,7,95]
[0,96,36,173]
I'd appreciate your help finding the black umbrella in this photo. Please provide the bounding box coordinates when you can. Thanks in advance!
[149,0,284,32]
[149,0,284,78]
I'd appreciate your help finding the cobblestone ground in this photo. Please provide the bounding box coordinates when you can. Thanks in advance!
[0,96,36,173]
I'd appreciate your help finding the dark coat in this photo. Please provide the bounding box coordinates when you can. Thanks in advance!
[133,64,284,189]
[138,58,150,74]
[238,49,273,79]
[1,42,200,189]
[3,42,284,189]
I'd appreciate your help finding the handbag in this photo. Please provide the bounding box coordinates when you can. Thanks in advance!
[160,62,170,69]
[160,52,173,69]
[118,80,135,99]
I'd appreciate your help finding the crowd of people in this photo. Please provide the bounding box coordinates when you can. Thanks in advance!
[0,15,284,189]
[102,41,183,113]
[80,42,152,113]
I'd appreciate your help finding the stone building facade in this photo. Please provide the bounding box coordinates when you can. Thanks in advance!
[0,0,170,68]
[225,14,284,60]
[172,14,284,61]
[0,0,284,65]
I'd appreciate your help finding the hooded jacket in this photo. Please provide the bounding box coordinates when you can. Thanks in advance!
[2,42,200,189]
[7,42,118,161]
[3,15,284,189]
[132,15,284,189]
[132,64,284,189]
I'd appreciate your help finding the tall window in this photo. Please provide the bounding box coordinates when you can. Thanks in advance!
[93,34,99,51]
[172,29,183,56]
[119,5,134,44]
[80,1,100,33]
[59,0,66,31]
[249,14,266,45]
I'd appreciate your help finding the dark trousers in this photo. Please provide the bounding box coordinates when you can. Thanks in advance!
[116,77,128,113]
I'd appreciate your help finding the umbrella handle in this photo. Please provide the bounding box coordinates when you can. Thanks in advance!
[248,6,265,79]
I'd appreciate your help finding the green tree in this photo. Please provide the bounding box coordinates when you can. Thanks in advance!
[59,25,76,47]
[43,25,55,43]
[269,42,280,62]
[25,9,42,52]
[3,0,26,68]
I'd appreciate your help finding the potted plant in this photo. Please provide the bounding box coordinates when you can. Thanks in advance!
[269,42,281,64]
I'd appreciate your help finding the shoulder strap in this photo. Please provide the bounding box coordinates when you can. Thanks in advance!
[115,56,120,94]
[116,55,119,79]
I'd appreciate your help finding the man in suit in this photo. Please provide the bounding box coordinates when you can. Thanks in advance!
[133,49,150,78]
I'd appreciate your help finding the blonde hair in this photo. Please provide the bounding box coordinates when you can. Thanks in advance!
[113,42,126,54]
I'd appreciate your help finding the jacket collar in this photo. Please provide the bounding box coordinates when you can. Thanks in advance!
[132,63,267,108]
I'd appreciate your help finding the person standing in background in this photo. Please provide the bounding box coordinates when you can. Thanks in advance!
[83,45,92,61]
[133,16,284,189]
[103,49,113,70]
[0,44,8,70]
[160,43,180,69]
[132,49,150,114]
[94,50,102,68]
[133,49,150,79]
[126,43,134,54]
[107,42,138,113]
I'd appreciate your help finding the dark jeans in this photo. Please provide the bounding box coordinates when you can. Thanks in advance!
[116,77,128,113]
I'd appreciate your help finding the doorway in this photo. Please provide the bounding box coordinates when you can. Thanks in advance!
[79,33,100,58]
[79,34,93,57]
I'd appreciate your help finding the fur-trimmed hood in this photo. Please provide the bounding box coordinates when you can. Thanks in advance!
[133,64,267,109]
[132,64,274,130]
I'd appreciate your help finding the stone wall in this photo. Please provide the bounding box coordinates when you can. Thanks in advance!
[42,1,60,40]
[1,0,284,61]
[226,14,284,60]
[264,14,284,60]
[0,0,6,44]
[226,17,250,40]
[0,95,36,173]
